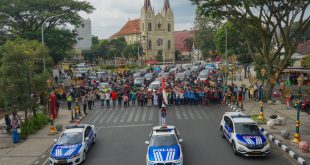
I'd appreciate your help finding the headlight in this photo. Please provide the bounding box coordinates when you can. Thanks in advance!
[237,140,248,146]
[263,140,269,146]
[70,153,80,159]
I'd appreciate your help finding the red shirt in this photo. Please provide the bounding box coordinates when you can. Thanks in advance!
[111,92,117,100]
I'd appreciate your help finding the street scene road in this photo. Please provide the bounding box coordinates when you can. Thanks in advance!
[58,104,297,165]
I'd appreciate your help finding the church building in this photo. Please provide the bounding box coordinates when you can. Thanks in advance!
[110,0,175,63]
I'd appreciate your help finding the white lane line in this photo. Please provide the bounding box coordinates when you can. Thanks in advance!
[120,107,130,122]
[106,110,117,123]
[187,108,195,119]
[181,107,189,120]
[134,107,142,122]
[148,108,154,121]
[98,109,112,124]
[112,108,123,123]
[127,108,136,122]
[175,108,182,120]
[141,108,147,121]
[193,108,203,119]
[96,123,153,129]
[34,161,39,165]
[93,109,106,124]
[41,154,46,158]
[43,158,49,165]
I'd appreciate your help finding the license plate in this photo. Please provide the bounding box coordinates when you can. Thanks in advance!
[57,160,67,163]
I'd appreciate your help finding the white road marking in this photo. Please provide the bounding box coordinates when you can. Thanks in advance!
[148,108,154,121]
[193,108,203,119]
[112,108,123,123]
[119,107,130,122]
[141,108,147,121]
[96,123,153,129]
[175,108,182,119]
[127,108,136,122]
[134,107,142,122]
[98,109,112,124]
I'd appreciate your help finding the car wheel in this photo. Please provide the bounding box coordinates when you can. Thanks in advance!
[82,150,87,162]
[232,141,238,155]
[93,135,96,144]
[220,126,225,139]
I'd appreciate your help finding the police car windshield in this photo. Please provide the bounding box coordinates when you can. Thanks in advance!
[150,135,177,146]
[57,132,83,145]
[235,123,260,135]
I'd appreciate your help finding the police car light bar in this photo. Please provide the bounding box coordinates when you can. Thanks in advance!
[230,114,251,118]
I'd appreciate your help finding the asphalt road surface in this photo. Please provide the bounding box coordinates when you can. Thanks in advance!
[39,103,298,165]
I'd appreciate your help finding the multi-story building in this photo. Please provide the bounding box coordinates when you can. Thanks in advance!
[76,19,92,50]
[110,0,175,62]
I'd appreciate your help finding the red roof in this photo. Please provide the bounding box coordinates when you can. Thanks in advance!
[110,19,141,39]
[174,30,195,52]
[297,40,310,55]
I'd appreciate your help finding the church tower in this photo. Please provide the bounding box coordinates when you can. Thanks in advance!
[141,0,175,63]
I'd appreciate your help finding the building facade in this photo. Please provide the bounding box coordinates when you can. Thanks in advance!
[76,19,92,50]
[141,0,175,62]
[110,0,175,62]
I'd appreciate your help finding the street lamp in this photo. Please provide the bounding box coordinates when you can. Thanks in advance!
[261,68,266,100]
[41,14,65,70]
[293,75,303,143]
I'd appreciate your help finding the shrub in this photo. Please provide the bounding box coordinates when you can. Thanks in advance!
[20,113,49,138]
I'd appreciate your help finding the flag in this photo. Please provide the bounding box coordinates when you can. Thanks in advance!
[162,79,168,107]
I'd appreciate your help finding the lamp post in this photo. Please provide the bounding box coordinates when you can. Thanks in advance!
[293,75,303,143]
[258,68,266,120]
[225,26,228,85]
[261,68,266,101]
[41,14,64,70]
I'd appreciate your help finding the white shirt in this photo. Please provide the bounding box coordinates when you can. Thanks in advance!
[105,93,111,100]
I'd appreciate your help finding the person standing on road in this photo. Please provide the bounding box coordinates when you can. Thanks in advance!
[82,95,87,115]
[105,91,111,108]
[66,94,73,110]
[87,92,92,110]
[111,90,117,106]
[100,92,105,108]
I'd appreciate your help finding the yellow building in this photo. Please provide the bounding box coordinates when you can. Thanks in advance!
[110,0,175,63]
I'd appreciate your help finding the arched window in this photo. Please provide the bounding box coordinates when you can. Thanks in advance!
[148,39,152,49]
[168,23,171,32]
[157,38,163,47]
[168,40,171,50]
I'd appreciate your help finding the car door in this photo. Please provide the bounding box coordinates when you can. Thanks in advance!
[223,116,233,141]
[84,126,92,149]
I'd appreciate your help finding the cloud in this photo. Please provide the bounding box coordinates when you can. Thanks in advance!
[80,0,196,39]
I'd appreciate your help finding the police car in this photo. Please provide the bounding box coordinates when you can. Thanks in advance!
[220,112,270,156]
[145,125,183,165]
[49,124,96,165]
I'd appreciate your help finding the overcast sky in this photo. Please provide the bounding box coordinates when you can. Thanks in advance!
[79,0,196,39]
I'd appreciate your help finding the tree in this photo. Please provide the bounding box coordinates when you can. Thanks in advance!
[183,38,194,52]
[0,38,50,124]
[301,56,310,69]
[194,15,220,59]
[192,0,310,99]
[215,22,254,78]
[0,0,95,63]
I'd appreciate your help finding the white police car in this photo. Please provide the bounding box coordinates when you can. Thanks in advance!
[220,112,270,156]
[145,125,183,165]
[49,124,96,165]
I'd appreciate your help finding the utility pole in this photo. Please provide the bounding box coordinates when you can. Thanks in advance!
[225,26,228,85]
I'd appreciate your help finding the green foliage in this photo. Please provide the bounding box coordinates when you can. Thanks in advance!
[194,15,220,58]
[301,56,310,69]
[21,112,49,138]
[0,0,95,63]
[0,38,51,122]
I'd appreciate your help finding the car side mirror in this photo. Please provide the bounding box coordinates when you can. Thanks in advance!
[145,141,150,145]
[179,139,183,143]
[85,137,90,141]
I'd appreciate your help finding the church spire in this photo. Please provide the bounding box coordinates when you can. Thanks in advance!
[163,0,171,12]
[144,0,151,9]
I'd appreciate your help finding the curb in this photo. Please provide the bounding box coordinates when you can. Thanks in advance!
[225,102,308,165]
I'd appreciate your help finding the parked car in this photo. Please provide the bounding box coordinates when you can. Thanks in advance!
[144,73,155,82]
[175,72,188,81]
[133,72,142,79]
[148,81,161,91]
[134,77,145,87]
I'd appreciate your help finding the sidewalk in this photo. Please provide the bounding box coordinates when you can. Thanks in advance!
[241,101,310,164]
[0,108,72,165]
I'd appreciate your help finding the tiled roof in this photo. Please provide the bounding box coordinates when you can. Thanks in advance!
[110,19,141,39]
[297,40,310,55]
[174,30,195,52]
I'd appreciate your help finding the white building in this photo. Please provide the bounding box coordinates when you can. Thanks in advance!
[76,19,92,50]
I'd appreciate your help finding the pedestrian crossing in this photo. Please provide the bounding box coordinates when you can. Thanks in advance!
[87,105,228,125]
